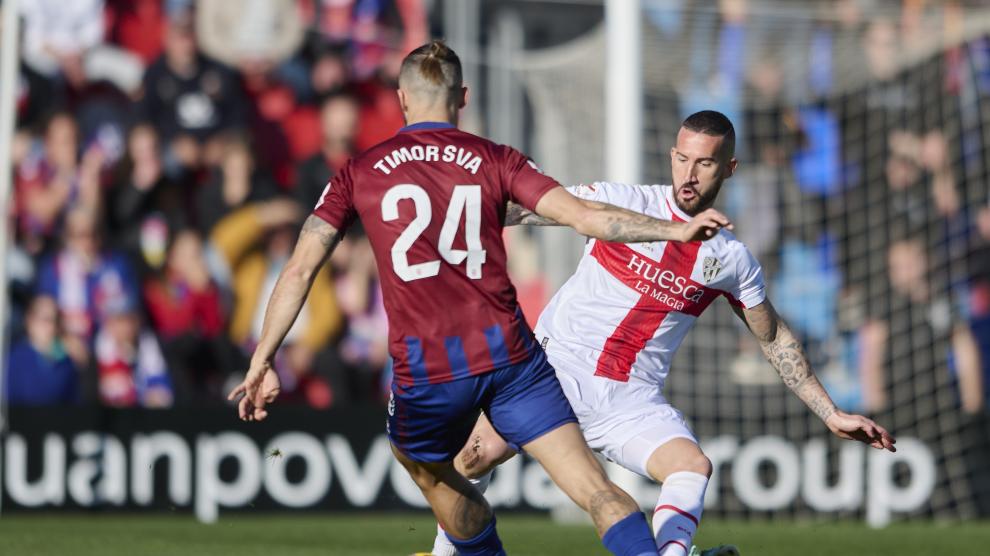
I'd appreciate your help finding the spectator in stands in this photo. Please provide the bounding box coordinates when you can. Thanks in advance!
[36,206,140,367]
[327,228,389,403]
[104,0,167,67]
[196,0,305,74]
[921,130,960,219]
[13,59,62,136]
[864,17,900,82]
[210,201,343,407]
[352,54,405,152]
[15,112,103,256]
[860,236,982,414]
[299,0,428,79]
[94,297,174,408]
[5,296,80,406]
[143,229,232,402]
[18,0,104,89]
[140,10,245,176]
[238,73,310,186]
[197,0,310,188]
[677,0,747,148]
[308,48,350,102]
[967,206,990,410]
[293,94,359,207]
[195,135,279,235]
[827,0,870,89]
[109,124,189,269]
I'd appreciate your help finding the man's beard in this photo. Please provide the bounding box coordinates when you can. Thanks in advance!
[673,183,719,216]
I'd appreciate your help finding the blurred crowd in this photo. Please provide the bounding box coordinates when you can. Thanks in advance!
[3,0,428,409]
[639,0,990,419]
[3,0,990,423]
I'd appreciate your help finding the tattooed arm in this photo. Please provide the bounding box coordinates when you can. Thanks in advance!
[228,215,343,421]
[732,300,897,451]
[529,186,732,243]
[505,202,560,226]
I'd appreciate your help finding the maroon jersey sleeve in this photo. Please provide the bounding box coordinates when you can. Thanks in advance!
[500,146,562,211]
[312,160,357,230]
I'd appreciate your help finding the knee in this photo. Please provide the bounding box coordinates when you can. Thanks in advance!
[458,433,513,479]
[684,453,713,478]
[648,446,713,482]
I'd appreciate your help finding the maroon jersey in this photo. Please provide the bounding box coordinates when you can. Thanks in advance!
[312,122,560,386]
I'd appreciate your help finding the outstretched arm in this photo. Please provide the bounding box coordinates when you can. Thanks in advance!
[505,201,559,226]
[227,215,344,421]
[530,186,732,243]
[732,300,896,451]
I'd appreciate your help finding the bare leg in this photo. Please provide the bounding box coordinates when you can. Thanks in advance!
[454,413,517,479]
[644,437,713,555]
[390,442,492,540]
[645,437,712,482]
[522,422,641,537]
[432,415,516,556]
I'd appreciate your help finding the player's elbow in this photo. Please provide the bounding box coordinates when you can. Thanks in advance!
[563,201,603,237]
[283,259,318,284]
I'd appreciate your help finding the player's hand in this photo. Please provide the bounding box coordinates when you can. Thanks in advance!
[227,361,281,422]
[825,410,896,452]
[681,208,733,242]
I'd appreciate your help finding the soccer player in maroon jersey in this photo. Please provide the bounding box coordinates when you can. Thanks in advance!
[228,41,732,556]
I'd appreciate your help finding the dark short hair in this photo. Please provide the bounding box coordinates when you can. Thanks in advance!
[681,110,735,156]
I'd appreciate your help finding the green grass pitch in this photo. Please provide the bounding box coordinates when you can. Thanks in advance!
[1,513,987,555]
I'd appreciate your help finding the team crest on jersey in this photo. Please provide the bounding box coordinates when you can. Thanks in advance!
[703,256,723,283]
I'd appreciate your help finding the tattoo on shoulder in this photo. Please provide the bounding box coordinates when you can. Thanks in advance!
[301,215,340,248]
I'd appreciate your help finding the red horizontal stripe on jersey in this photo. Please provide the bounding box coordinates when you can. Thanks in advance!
[590,241,721,317]
[591,240,720,381]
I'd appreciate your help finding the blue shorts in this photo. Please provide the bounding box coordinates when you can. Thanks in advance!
[386,347,578,462]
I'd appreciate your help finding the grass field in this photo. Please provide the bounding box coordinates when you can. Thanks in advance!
[1,513,987,555]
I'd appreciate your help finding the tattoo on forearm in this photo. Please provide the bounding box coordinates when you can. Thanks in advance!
[747,304,837,422]
[504,202,558,226]
[597,202,682,243]
[763,327,837,422]
[301,215,341,248]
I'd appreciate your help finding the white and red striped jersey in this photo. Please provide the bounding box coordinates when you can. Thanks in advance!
[534,182,766,390]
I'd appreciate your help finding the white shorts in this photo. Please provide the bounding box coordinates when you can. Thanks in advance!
[543,341,697,478]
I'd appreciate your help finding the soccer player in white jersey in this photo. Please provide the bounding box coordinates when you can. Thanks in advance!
[429,111,896,556]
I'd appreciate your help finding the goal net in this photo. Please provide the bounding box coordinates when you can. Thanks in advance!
[501,1,990,524]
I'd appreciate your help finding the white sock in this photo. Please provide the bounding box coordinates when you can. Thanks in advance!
[431,473,493,556]
[653,471,709,555]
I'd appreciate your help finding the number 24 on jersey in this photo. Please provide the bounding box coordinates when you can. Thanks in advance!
[381,184,487,282]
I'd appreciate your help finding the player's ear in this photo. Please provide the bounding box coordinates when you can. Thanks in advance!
[397,88,410,117]
[457,86,468,110]
[725,157,738,179]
